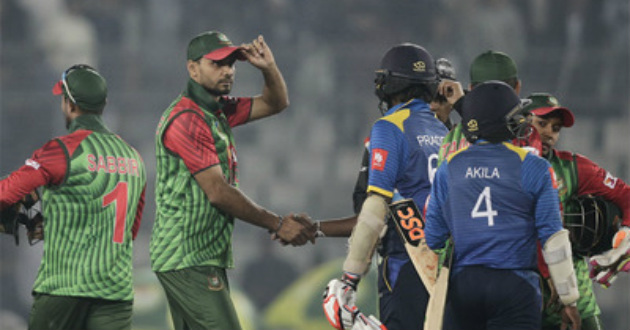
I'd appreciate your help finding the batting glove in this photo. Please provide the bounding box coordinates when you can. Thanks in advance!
[322,272,361,330]
[352,313,388,330]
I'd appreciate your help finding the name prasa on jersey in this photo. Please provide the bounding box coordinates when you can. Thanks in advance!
[87,154,141,176]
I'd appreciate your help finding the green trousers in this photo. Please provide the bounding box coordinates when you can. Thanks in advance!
[28,293,132,330]
[156,266,241,330]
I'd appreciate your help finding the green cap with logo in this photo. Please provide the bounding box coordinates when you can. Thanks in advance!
[469,50,518,84]
[187,31,246,61]
[52,64,107,113]
[524,92,575,127]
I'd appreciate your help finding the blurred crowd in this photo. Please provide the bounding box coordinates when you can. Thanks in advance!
[1,0,629,329]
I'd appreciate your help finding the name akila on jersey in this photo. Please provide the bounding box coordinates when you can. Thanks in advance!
[465,166,500,179]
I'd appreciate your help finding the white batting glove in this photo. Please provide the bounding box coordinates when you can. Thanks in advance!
[322,273,360,330]
[352,313,388,330]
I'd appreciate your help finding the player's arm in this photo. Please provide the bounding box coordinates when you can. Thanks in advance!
[317,215,357,238]
[164,112,312,245]
[425,162,450,250]
[240,35,289,121]
[342,192,390,275]
[194,167,308,239]
[525,156,581,327]
[316,141,370,238]
[575,153,630,226]
[0,140,66,209]
[342,119,404,275]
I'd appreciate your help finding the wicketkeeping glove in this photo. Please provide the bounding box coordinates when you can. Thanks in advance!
[0,204,21,245]
[589,227,630,288]
[322,272,361,330]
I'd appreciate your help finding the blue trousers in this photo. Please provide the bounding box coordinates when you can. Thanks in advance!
[378,257,429,330]
[444,266,541,330]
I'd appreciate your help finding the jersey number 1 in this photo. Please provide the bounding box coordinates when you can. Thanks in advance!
[472,186,497,226]
[103,182,128,244]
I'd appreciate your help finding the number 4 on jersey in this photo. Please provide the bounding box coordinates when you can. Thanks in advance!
[472,186,498,226]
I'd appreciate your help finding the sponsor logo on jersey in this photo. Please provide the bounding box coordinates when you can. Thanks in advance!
[25,159,41,170]
[603,171,618,189]
[416,135,444,146]
[465,166,500,179]
[371,148,388,171]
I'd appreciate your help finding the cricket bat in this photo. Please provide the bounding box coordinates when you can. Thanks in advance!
[424,239,453,330]
[389,199,438,294]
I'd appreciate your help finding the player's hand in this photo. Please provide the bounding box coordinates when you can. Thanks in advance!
[275,213,315,246]
[240,35,276,71]
[351,313,387,330]
[544,278,562,312]
[322,273,360,330]
[437,80,464,106]
[560,304,581,330]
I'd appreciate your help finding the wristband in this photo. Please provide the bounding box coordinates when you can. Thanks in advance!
[315,220,326,238]
[270,215,284,234]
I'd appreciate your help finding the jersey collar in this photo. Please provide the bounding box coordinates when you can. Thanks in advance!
[185,79,225,113]
[68,114,111,134]
[384,98,430,116]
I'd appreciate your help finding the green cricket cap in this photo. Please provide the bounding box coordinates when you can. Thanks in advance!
[52,64,107,113]
[469,50,518,84]
[187,31,246,61]
[524,92,575,127]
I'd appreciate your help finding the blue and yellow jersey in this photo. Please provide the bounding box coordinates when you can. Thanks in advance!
[425,141,563,272]
[367,98,448,257]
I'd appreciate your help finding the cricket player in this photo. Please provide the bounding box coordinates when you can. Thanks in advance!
[526,93,630,330]
[425,81,581,330]
[323,43,448,330]
[0,64,147,330]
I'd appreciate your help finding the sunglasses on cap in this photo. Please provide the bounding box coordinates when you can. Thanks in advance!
[59,64,97,104]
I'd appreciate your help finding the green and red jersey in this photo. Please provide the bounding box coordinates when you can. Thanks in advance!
[0,114,147,301]
[541,149,630,326]
[438,123,543,165]
[151,79,252,272]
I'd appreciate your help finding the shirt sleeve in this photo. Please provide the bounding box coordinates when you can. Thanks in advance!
[163,111,219,174]
[222,96,253,127]
[0,140,67,209]
[425,162,450,250]
[574,153,630,227]
[522,155,564,246]
[366,120,406,198]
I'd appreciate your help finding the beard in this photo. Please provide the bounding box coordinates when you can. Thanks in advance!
[204,79,233,96]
